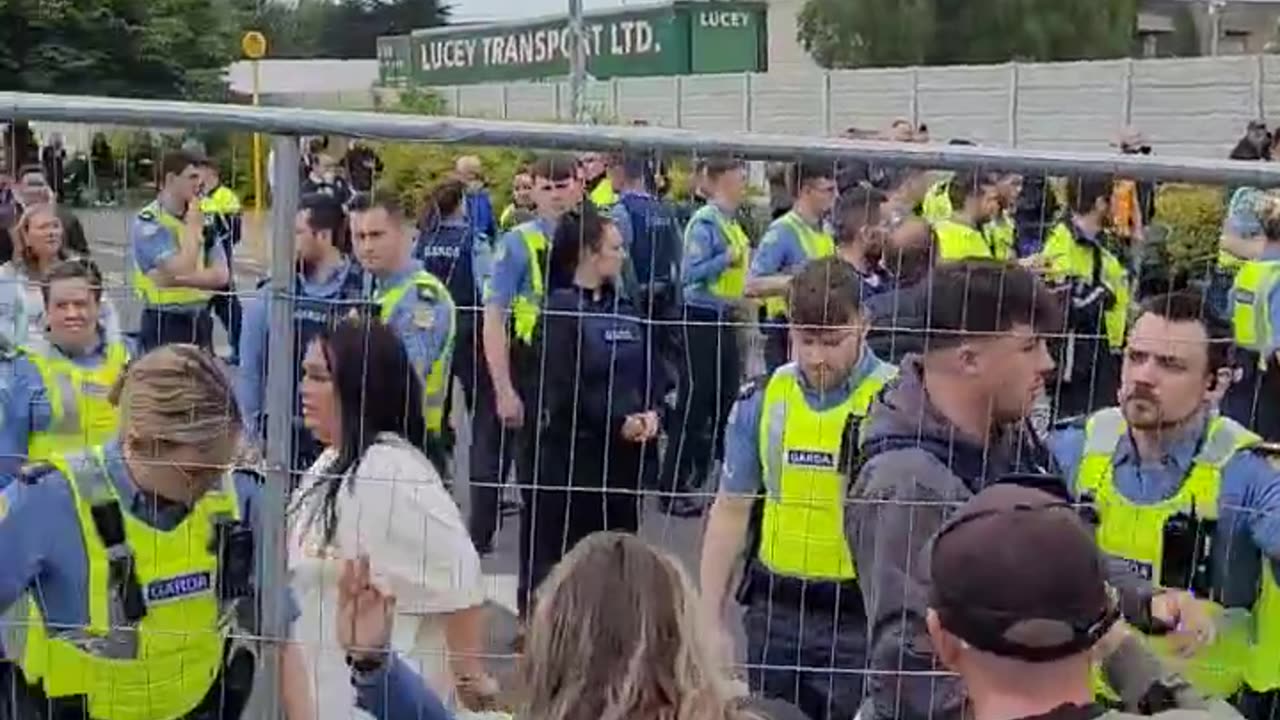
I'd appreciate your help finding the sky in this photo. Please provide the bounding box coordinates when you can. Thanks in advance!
[449,0,641,23]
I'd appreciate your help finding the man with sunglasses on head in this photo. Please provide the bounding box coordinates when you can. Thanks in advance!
[1051,291,1280,720]
[928,481,1245,720]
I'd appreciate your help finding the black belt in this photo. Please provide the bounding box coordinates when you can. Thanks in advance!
[741,560,865,617]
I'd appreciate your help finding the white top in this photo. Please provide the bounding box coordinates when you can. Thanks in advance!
[289,433,484,615]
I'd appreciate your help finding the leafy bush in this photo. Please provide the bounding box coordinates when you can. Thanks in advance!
[375,143,533,220]
[1152,183,1226,278]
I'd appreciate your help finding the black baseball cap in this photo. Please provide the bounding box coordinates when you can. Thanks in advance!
[929,483,1119,663]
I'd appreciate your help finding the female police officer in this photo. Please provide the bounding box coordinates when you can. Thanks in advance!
[0,344,310,720]
[518,205,665,616]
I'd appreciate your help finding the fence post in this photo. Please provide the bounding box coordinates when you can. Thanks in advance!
[821,71,832,136]
[553,83,563,121]
[1007,63,1019,148]
[909,67,920,129]
[452,86,463,116]
[500,84,510,120]
[673,76,684,128]
[1122,58,1135,129]
[742,73,753,132]
[1254,53,1266,122]
[247,133,300,720]
[610,78,622,122]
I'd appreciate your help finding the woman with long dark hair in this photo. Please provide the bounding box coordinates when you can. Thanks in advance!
[287,318,496,712]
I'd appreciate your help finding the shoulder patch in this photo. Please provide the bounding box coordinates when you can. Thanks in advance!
[1053,414,1088,432]
[738,374,767,401]
[18,462,58,485]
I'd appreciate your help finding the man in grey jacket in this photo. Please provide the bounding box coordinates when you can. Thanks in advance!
[847,261,1218,720]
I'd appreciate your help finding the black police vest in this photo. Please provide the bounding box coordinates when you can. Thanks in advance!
[415,223,478,308]
[284,267,373,417]
[619,193,681,288]
[542,287,650,425]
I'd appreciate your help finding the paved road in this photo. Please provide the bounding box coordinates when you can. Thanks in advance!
[79,206,724,717]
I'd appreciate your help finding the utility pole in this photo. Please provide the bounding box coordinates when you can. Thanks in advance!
[1208,0,1227,56]
[568,0,588,122]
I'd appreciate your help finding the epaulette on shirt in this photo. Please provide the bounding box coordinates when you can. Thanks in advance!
[1053,414,1088,432]
[1253,442,1280,470]
[18,462,58,485]
[136,207,156,222]
[737,374,768,402]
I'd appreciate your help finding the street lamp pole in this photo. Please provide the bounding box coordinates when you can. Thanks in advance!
[568,0,587,123]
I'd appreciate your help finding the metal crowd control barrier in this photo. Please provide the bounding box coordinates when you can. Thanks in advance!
[5,91,1280,719]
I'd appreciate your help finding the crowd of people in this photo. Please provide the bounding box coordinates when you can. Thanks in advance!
[0,114,1275,720]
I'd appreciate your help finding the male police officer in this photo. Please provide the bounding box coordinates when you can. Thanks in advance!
[348,194,456,462]
[130,150,230,352]
[746,162,839,372]
[198,160,244,363]
[702,258,896,720]
[476,154,579,553]
[660,157,752,518]
[1051,292,1280,719]
[238,193,367,474]
[0,260,129,483]
[0,344,308,720]
[1223,203,1280,441]
[932,170,1000,263]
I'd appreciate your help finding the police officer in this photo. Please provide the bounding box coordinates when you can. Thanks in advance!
[348,194,456,467]
[415,178,493,468]
[130,150,230,352]
[1223,191,1280,441]
[198,160,244,363]
[0,260,129,483]
[499,167,536,233]
[238,193,367,474]
[1034,175,1131,419]
[746,161,839,372]
[480,154,578,573]
[660,157,751,518]
[1050,292,1280,719]
[0,344,310,720]
[931,169,1000,262]
[581,152,618,211]
[522,205,663,611]
[701,258,897,720]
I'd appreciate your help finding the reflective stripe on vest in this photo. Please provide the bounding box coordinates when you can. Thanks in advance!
[26,341,130,464]
[131,201,213,306]
[512,225,548,345]
[1077,408,1259,698]
[934,218,995,262]
[756,360,898,580]
[16,448,238,720]
[1231,259,1280,355]
[764,212,836,319]
[376,270,456,433]
[687,205,750,300]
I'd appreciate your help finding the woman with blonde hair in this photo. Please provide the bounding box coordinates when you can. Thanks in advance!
[0,202,120,357]
[337,531,752,720]
[0,343,313,719]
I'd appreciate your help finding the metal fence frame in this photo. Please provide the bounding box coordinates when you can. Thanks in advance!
[6,90,1280,718]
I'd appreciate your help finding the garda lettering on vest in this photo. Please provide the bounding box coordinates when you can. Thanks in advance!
[421,244,462,259]
[1235,289,1257,304]
[786,449,836,468]
[1116,557,1154,581]
[604,327,638,343]
[146,571,213,604]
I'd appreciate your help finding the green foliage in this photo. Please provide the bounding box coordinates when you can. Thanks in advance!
[1153,184,1227,278]
[0,0,240,99]
[243,0,449,60]
[385,88,450,116]
[375,143,531,219]
[797,0,1138,68]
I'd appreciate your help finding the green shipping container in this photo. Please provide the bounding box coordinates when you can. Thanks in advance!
[382,1,765,87]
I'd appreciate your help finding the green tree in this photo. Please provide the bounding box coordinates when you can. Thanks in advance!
[0,0,241,99]
[798,0,1138,68]
[241,0,449,60]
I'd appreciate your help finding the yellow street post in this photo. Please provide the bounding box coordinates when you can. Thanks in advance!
[242,31,268,211]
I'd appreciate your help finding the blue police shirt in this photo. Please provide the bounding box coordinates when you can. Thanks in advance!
[0,441,299,646]
[485,217,557,309]
[130,197,227,310]
[749,214,813,282]
[236,257,362,440]
[682,203,738,311]
[1051,419,1280,607]
[0,334,134,484]
[1259,245,1280,353]
[721,349,891,496]
[374,262,455,386]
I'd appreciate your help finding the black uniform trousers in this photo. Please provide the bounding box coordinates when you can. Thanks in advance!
[659,304,741,499]
[1223,353,1280,441]
[140,306,214,353]
[465,313,519,554]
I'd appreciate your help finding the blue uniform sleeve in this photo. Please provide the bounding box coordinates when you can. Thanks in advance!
[1047,427,1087,493]
[205,238,228,270]
[0,359,46,481]
[1226,187,1265,238]
[0,477,75,613]
[131,220,179,275]
[484,230,531,308]
[386,293,455,385]
[682,219,730,286]
[721,387,765,496]
[1267,279,1280,353]
[1226,452,1280,560]
[353,655,453,720]
[610,203,634,249]
[748,224,800,278]
[236,289,270,440]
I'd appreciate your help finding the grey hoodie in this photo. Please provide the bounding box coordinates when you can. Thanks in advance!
[846,356,1153,720]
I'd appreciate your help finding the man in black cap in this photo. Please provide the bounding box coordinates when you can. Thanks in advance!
[927,483,1245,720]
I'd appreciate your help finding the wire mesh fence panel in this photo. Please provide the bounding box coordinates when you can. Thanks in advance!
[0,94,1279,720]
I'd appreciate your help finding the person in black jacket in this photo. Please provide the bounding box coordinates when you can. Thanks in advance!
[518,205,665,617]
